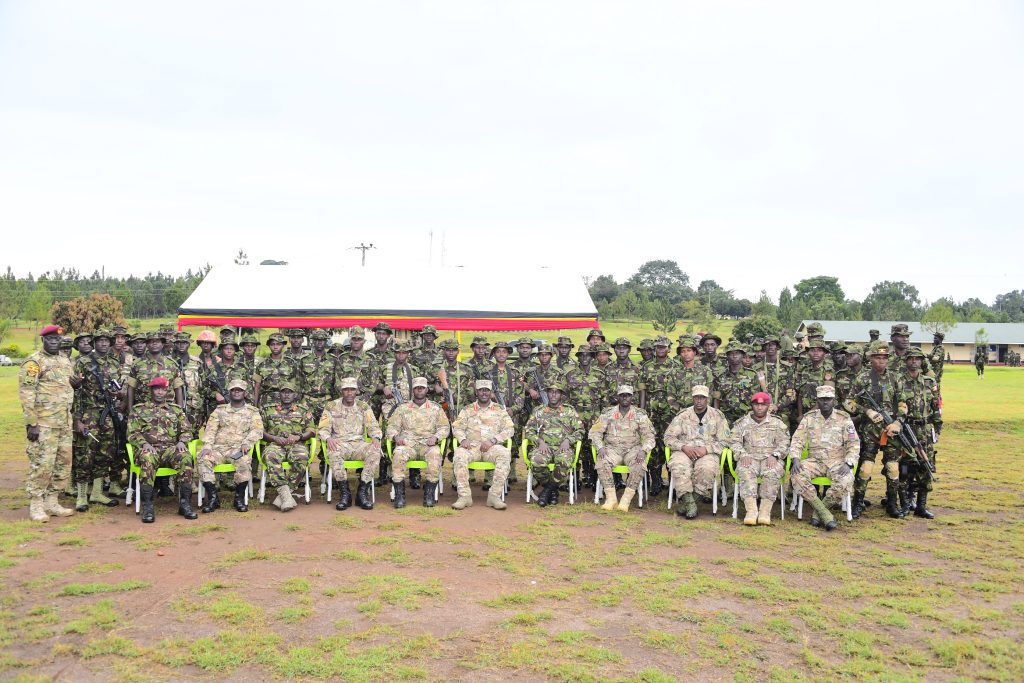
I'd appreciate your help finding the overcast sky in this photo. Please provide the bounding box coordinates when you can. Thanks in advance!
[1,1,1021,304]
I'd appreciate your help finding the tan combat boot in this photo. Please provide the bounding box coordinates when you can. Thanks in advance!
[44,493,74,517]
[75,483,90,512]
[29,497,49,523]
[600,486,618,510]
[743,497,758,525]
[279,486,297,511]
[617,487,636,511]
[272,490,283,510]
[486,492,507,510]
[757,498,774,526]
[107,479,125,496]
[451,492,473,510]
[90,477,114,506]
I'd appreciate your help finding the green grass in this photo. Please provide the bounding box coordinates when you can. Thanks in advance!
[57,580,150,597]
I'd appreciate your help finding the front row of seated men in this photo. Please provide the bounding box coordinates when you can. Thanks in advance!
[130,373,857,531]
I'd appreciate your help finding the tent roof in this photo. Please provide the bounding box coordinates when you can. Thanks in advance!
[178,264,599,332]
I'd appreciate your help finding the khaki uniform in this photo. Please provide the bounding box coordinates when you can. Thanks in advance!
[318,398,382,483]
[664,406,730,498]
[452,402,515,496]
[386,400,450,483]
[730,413,790,502]
[789,409,859,505]
[19,351,74,498]
[198,404,264,484]
[589,406,656,491]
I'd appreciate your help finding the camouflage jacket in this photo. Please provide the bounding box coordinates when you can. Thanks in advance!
[638,359,680,415]
[452,401,515,445]
[664,406,730,455]
[753,357,785,405]
[790,409,859,468]
[261,402,314,440]
[410,345,442,370]
[487,363,525,414]
[300,352,336,400]
[127,356,184,405]
[128,401,192,451]
[713,367,759,424]
[928,344,945,379]
[430,359,475,419]
[889,349,932,376]
[72,352,122,417]
[554,356,578,374]
[729,413,789,460]
[564,364,609,426]
[604,360,640,401]
[254,356,303,403]
[524,404,583,449]
[370,360,425,415]
[670,363,715,411]
[318,398,381,442]
[699,354,727,381]
[792,362,836,415]
[335,351,374,401]
[895,371,941,428]
[833,367,858,409]
[205,358,252,406]
[589,405,656,451]
[171,353,205,416]
[19,350,74,427]
[843,368,904,434]
[523,363,566,407]
[466,356,494,382]
[203,403,263,452]
[385,399,450,445]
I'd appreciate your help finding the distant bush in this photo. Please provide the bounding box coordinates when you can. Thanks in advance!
[1,344,25,358]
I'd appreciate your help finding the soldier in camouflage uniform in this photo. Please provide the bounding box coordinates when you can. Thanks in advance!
[285,328,308,361]
[974,345,986,377]
[127,376,196,523]
[300,330,336,424]
[20,325,76,522]
[564,345,607,490]
[665,384,729,519]
[928,332,946,390]
[432,338,474,421]
[638,336,680,496]
[830,341,848,372]
[466,336,494,381]
[888,323,931,375]
[844,342,906,519]
[239,332,260,372]
[367,322,395,368]
[198,378,264,514]
[451,380,515,511]
[511,337,538,376]
[754,335,786,408]
[126,333,184,411]
[590,385,656,512]
[488,340,526,487]
[334,326,373,404]
[260,380,314,512]
[671,335,714,411]
[864,328,881,357]
[69,329,122,510]
[205,337,250,412]
[790,385,859,530]
[129,332,148,360]
[319,377,383,511]
[523,379,583,507]
[554,336,577,373]
[387,377,449,507]
[789,339,836,426]
[411,325,442,369]
[731,391,790,526]
[254,333,303,408]
[606,338,640,405]
[699,333,726,380]
[638,339,655,367]
[111,325,133,368]
[586,328,605,347]
[713,342,759,426]
[894,348,941,518]
[171,331,205,429]
[369,340,424,484]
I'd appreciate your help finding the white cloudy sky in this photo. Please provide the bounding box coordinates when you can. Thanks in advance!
[1,1,1021,304]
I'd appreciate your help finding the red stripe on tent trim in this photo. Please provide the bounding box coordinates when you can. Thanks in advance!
[177,316,599,332]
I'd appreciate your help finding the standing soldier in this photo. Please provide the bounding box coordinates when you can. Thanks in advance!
[523,379,583,507]
[111,325,134,368]
[888,323,930,375]
[699,333,726,379]
[20,325,76,522]
[170,331,205,428]
[789,339,835,426]
[260,381,314,512]
[790,386,859,530]
[564,345,607,490]
[974,345,987,378]
[714,342,759,426]
[300,330,336,425]
[586,328,605,347]
[590,385,656,511]
[511,337,538,375]
[638,339,655,367]
[319,378,383,511]
[553,336,577,373]
[638,336,680,496]
[284,328,308,361]
[253,333,303,409]
[128,332,148,362]
[845,342,905,519]
[387,377,449,508]
[835,343,863,409]
[370,340,421,484]
[451,380,515,511]
[466,336,494,380]
[127,377,196,523]
[411,325,442,368]
[489,340,525,487]
[69,329,122,510]
[197,379,263,514]
[606,338,640,405]
[239,332,260,376]
[335,326,373,404]
[195,330,217,372]
[864,328,881,357]
[664,385,730,519]
[754,335,785,407]
[730,391,790,526]
[895,348,940,518]
[206,336,248,411]
[126,333,184,412]
[367,322,395,366]
[831,342,848,372]
[432,338,474,422]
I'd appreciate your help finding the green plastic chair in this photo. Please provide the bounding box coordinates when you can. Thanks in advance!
[387,438,446,503]
[795,455,859,522]
[190,439,254,507]
[665,446,731,515]
[125,442,183,514]
[521,439,582,504]
[453,438,511,500]
[591,445,651,507]
[322,437,377,505]
[255,438,319,504]
[724,448,789,520]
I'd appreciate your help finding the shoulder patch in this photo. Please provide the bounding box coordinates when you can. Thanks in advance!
[24,361,40,376]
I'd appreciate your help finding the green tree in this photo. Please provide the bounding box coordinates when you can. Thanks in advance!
[625,260,692,304]
[650,300,678,334]
[25,280,53,324]
[921,301,957,337]
[794,276,844,305]
[680,300,716,335]
[751,290,777,319]
[733,316,783,342]
[778,287,796,328]
[587,274,620,304]
[861,281,921,321]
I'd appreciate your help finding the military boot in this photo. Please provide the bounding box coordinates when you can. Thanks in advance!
[423,481,437,507]
[178,485,198,520]
[357,481,374,510]
[546,485,559,507]
[482,470,492,491]
[914,489,935,519]
[617,487,636,511]
[140,485,155,523]
[29,497,49,523]
[806,495,837,530]
[684,492,699,519]
[335,480,351,511]
[75,483,90,512]
[743,497,759,526]
[898,484,912,517]
[279,486,297,512]
[409,469,421,489]
[43,493,74,517]
[486,491,507,510]
[648,469,664,497]
[233,483,249,512]
[201,482,219,513]
[451,492,473,509]
[885,481,904,519]
[90,477,116,507]
[600,486,618,511]
[613,472,625,490]
[393,481,406,509]
[851,491,865,519]
[757,498,774,526]
[155,475,174,497]
[107,479,125,497]
[535,483,549,508]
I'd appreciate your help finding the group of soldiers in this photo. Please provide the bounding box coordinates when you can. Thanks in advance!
[19,320,944,527]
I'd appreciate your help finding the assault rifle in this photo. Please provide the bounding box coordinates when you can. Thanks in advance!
[386,382,405,418]
[533,367,549,407]
[856,391,936,483]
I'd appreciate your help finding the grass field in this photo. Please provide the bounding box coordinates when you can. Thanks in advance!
[0,365,1020,681]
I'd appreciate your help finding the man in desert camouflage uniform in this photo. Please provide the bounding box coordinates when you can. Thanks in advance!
[664,384,730,519]
[523,379,582,507]
[127,376,196,523]
[387,377,449,508]
[790,385,859,530]
[451,380,515,511]
[319,377,383,511]
[260,380,314,512]
[731,391,790,526]
[590,385,656,512]
[198,379,264,514]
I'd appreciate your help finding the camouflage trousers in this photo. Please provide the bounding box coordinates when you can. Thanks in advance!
[596,443,646,491]
[854,426,900,495]
[648,407,672,472]
[326,440,380,484]
[453,444,511,497]
[198,445,252,484]
[392,442,442,483]
[793,460,853,505]
[898,424,935,493]
[528,446,572,486]
[736,454,785,501]
[26,421,73,498]
[74,413,117,484]
[139,446,195,488]
[263,443,308,489]
[668,452,719,498]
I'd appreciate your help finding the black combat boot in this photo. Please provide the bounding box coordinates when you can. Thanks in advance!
[546,484,560,507]
[613,472,625,490]
[140,485,155,523]
[423,481,436,507]
[178,485,198,520]
[336,480,351,510]
[914,490,935,519]
[648,469,664,497]
[409,469,421,489]
[851,491,865,520]
[201,482,219,513]
[357,481,374,510]
[393,481,406,509]
[885,481,904,519]
[535,483,548,507]
[155,475,174,497]
[233,483,249,512]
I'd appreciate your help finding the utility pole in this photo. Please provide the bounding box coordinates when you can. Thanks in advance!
[350,242,376,267]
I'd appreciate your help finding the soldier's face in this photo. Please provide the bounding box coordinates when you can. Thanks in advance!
[703,339,718,354]
[577,353,592,367]
[518,344,532,359]
[222,345,236,360]
[614,345,629,360]
[412,386,427,400]
[350,337,365,351]
[808,348,825,363]
[241,343,257,357]
[314,339,326,352]
[832,352,847,368]
[147,339,163,354]
[587,335,602,346]
[443,347,458,362]
[151,386,168,403]
[395,351,410,364]
[198,341,215,354]
[816,397,834,415]
[421,333,436,345]
[680,347,696,363]
[342,387,357,402]
[281,388,297,405]
[752,401,770,419]
[766,341,779,356]
[655,345,669,359]
[727,351,744,365]
[375,331,389,346]
[692,395,708,411]
[548,388,563,406]
[617,392,633,407]
[131,340,147,354]
[229,387,246,402]
[892,334,910,351]
[473,345,486,360]
[289,336,303,349]
[640,349,654,360]
[114,334,127,348]
[742,355,753,368]
[42,335,61,354]
[754,351,766,362]
[847,353,862,369]
[905,356,922,372]
[493,348,509,362]
[76,339,93,354]
[94,337,111,354]
[268,340,284,355]
[175,340,190,354]
[475,388,491,404]
[870,355,887,372]
[596,351,611,364]
[556,345,571,358]
[539,352,552,365]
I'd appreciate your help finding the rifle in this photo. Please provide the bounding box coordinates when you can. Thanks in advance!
[856,391,936,483]
[176,355,190,413]
[533,367,549,407]
[211,361,228,403]
[88,355,125,447]
[386,381,405,418]
[437,367,457,420]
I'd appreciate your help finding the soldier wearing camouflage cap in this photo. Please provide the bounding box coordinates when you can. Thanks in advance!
[523,377,583,507]
[126,331,184,413]
[260,380,314,512]
[589,384,656,511]
[371,340,424,452]
[318,377,383,511]
[637,335,682,495]
[197,378,263,514]
[450,379,516,511]
[300,330,336,426]
[888,323,931,376]
[411,325,442,369]
[387,377,450,508]
[606,337,639,410]
[564,343,607,490]
[638,339,655,367]
[554,336,577,372]
[665,384,730,519]
[282,328,307,361]
[465,336,493,382]
[586,328,605,346]
[170,328,206,445]
[788,338,835,426]
[367,323,394,369]
[253,333,303,409]
[713,342,758,427]
[894,347,940,519]
[929,331,947,390]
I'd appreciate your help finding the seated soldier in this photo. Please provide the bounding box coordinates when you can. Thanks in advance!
[451,379,515,511]
[589,385,656,512]
[387,377,450,508]
[260,380,314,512]
[664,384,730,519]
[318,377,383,511]
[731,391,790,526]
[523,379,583,507]
[127,376,196,523]
[198,379,264,514]
[789,385,860,531]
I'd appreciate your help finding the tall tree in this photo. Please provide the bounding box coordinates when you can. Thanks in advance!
[587,274,620,304]
[861,281,921,320]
[794,276,844,304]
[921,301,957,337]
[625,260,692,304]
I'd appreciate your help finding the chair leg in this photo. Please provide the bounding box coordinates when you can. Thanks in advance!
[126,471,135,507]
[525,469,533,503]
[713,476,718,515]
[594,480,602,505]
[259,471,266,504]
[569,471,575,505]
[780,482,785,521]
[797,496,804,520]
[135,474,141,514]
[326,468,333,502]
[846,493,853,521]
[304,469,311,503]
[732,485,738,519]
[197,479,203,507]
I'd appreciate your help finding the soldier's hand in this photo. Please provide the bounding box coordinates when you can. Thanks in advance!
[884,422,901,437]
[426,436,438,446]
[327,438,340,452]
[74,419,85,435]
[537,441,551,454]
[559,439,572,452]
[480,438,493,452]
[395,438,406,447]
[142,443,156,455]
[866,409,883,425]
[215,393,225,403]
[597,447,608,458]
[383,387,393,398]
[837,463,852,479]
[529,388,539,400]
[371,438,381,449]
[26,425,40,442]
[789,457,801,475]
[176,441,187,454]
